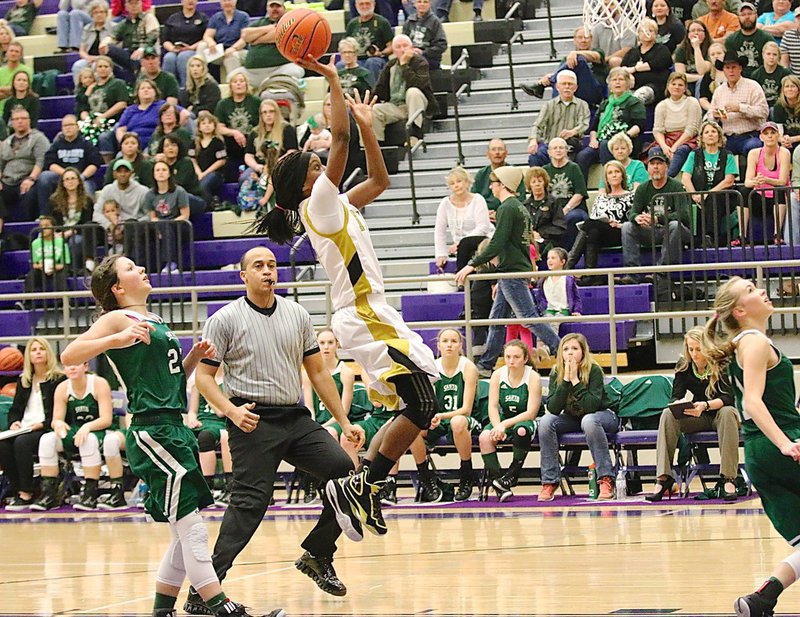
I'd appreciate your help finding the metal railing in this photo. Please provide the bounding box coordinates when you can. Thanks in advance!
[449,48,470,166]
[503,2,523,111]
[406,106,427,225]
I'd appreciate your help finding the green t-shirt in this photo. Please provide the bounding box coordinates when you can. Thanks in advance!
[31,235,71,266]
[773,102,800,137]
[105,313,187,414]
[344,15,394,57]
[543,160,587,210]
[113,16,157,50]
[5,3,36,35]
[244,17,287,69]
[725,29,775,78]
[471,195,532,273]
[338,66,373,97]
[0,63,32,117]
[681,149,739,187]
[751,64,791,106]
[674,46,698,75]
[214,95,261,134]
[81,78,129,120]
[629,176,691,227]
[472,165,526,211]
[137,71,180,102]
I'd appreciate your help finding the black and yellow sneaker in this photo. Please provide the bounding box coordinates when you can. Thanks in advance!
[325,470,385,541]
[735,593,776,617]
[295,550,347,596]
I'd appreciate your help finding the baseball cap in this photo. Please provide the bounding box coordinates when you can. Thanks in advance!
[794,6,800,16]
[268,0,285,5]
[113,159,134,171]
[142,45,158,57]
[647,146,668,163]
[760,121,780,133]
[739,1,756,11]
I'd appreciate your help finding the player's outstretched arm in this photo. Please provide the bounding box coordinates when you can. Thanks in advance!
[61,312,154,366]
[345,90,390,209]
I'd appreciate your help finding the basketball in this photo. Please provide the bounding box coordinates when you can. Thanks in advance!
[0,382,15,398]
[275,8,331,63]
[0,346,23,371]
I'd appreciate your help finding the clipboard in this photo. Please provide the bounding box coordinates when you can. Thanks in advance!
[668,401,694,419]
[0,426,32,441]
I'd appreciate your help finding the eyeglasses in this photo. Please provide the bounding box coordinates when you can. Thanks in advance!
[62,123,78,127]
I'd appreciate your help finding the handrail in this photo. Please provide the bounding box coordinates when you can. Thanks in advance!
[405,106,427,226]
[504,4,523,111]
[542,0,557,59]
[342,166,362,191]
[289,232,311,303]
[450,49,470,165]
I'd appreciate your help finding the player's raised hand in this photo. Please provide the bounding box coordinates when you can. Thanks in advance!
[115,321,155,347]
[190,339,217,361]
[297,53,338,80]
[345,90,377,127]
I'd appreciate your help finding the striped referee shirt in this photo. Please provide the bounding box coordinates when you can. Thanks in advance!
[201,295,319,406]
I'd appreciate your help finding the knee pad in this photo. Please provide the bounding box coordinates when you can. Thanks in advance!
[196,430,218,453]
[156,529,185,588]
[38,432,60,467]
[79,433,102,467]
[511,425,533,450]
[103,433,121,459]
[783,551,800,583]
[175,511,217,590]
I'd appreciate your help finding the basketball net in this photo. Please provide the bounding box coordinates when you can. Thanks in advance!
[583,0,647,41]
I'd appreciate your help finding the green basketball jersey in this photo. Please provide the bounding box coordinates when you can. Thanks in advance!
[105,311,187,414]
[498,365,532,420]
[729,330,800,440]
[435,356,467,413]
[313,362,344,424]
[66,375,100,426]
[196,380,223,424]
[349,382,373,423]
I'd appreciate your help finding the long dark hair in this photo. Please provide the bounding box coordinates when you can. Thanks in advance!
[252,150,312,244]
[152,160,177,193]
[677,20,711,62]
[50,167,88,218]
[91,254,124,312]
[158,133,187,160]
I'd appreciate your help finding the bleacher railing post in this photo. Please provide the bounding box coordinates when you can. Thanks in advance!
[406,107,427,226]
[607,272,617,376]
[450,49,470,166]
[290,233,310,303]
[464,278,473,359]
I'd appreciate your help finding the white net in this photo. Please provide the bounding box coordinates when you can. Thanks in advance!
[583,0,647,40]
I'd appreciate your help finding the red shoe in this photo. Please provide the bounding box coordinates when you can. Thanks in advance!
[730,238,742,247]
[598,476,614,500]
[538,483,557,502]
[774,234,785,246]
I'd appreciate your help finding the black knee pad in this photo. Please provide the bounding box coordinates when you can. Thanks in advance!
[196,430,218,453]
[511,425,533,451]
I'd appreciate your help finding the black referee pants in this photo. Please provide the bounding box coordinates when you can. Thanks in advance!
[212,404,354,582]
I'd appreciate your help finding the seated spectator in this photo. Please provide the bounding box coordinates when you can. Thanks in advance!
[152,133,205,217]
[652,0,685,53]
[698,42,727,111]
[576,68,646,182]
[779,7,800,75]
[109,0,150,18]
[161,0,208,88]
[243,98,297,180]
[472,138,525,220]
[71,0,113,85]
[103,131,152,186]
[31,363,113,511]
[620,147,691,287]
[4,0,41,37]
[567,160,634,285]
[93,158,149,229]
[479,340,542,502]
[0,22,15,65]
[2,70,39,128]
[144,159,190,273]
[99,197,125,253]
[372,35,438,147]
[189,110,226,200]
[48,168,97,271]
[708,50,769,154]
[214,72,261,174]
[543,137,589,249]
[652,72,702,177]
[526,70,590,167]
[534,247,582,319]
[0,42,32,120]
[58,0,92,53]
[343,0,394,84]
[402,0,447,70]
[0,338,65,511]
[674,21,713,90]
[115,81,187,155]
[681,120,738,245]
[23,215,70,306]
[599,133,649,193]
[337,37,374,97]
[75,56,128,155]
[756,0,794,45]
[621,18,674,105]
[594,8,637,68]
[789,146,800,246]
[751,41,790,106]
[0,107,48,222]
[301,113,332,154]
[38,115,101,217]
[227,0,304,88]
[99,0,160,81]
[522,27,607,111]
[646,327,739,502]
[136,47,180,106]
[772,75,800,150]
[741,121,790,245]
[196,0,249,78]
[179,55,221,116]
[699,0,740,42]
[539,333,617,502]
[434,166,493,271]
[524,167,566,255]
[146,102,192,157]
[725,2,774,78]
[435,0,483,22]
[692,0,741,20]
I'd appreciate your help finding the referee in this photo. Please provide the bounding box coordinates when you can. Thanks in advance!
[184,246,365,614]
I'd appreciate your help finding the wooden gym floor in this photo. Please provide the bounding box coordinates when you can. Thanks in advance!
[1,495,799,617]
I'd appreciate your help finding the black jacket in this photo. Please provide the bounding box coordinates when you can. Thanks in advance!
[374,54,439,118]
[8,374,67,429]
[179,78,222,115]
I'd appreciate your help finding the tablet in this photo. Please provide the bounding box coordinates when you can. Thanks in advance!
[669,401,694,419]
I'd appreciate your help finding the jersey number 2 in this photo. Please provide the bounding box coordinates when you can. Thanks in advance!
[168,348,181,374]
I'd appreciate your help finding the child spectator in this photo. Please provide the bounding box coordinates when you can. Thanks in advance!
[2,70,39,128]
[144,159,190,273]
[100,198,125,254]
[534,247,583,319]
[22,215,71,307]
[189,110,226,200]
[3,0,42,37]
[301,113,332,154]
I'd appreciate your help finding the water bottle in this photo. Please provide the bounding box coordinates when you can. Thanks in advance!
[615,468,627,501]
[397,9,405,26]
[136,481,148,506]
[588,463,598,499]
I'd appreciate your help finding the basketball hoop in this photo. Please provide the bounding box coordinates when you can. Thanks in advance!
[583,0,647,40]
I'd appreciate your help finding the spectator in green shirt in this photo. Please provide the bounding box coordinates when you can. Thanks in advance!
[98,0,159,80]
[343,0,394,83]
[136,47,180,106]
[0,42,33,119]
[24,215,70,304]
[5,0,41,36]
[471,138,525,220]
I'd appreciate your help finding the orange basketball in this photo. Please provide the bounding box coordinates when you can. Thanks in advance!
[275,8,332,63]
[0,346,23,371]
[0,382,16,398]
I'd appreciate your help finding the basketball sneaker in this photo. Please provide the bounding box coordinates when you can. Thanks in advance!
[735,592,777,617]
[378,475,398,505]
[325,470,385,541]
[184,589,213,616]
[416,471,443,503]
[492,475,514,502]
[214,600,286,617]
[5,496,34,511]
[295,550,347,596]
[152,609,177,617]
[97,486,128,510]
[31,478,60,511]
[454,474,474,502]
[74,482,99,511]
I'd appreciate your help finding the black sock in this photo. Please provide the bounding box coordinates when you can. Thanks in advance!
[366,453,395,483]
[757,577,784,602]
[416,460,429,474]
[460,458,473,472]
[204,475,215,490]
[474,8,481,14]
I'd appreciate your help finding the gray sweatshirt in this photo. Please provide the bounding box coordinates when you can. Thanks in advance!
[0,129,50,186]
[94,179,150,229]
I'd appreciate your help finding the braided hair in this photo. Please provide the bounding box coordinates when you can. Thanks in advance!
[252,151,312,244]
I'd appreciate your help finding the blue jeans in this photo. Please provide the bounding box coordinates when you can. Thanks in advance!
[527,142,550,167]
[576,140,613,183]
[435,0,482,20]
[98,130,117,156]
[200,170,223,199]
[477,277,561,372]
[550,57,605,109]
[621,220,692,275]
[9,23,25,36]
[725,132,761,155]
[57,9,90,48]
[667,144,692,177]
[562,207,589,251]
[106,45,139,80]
[538,410,620,482]
[162,50,196,87]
